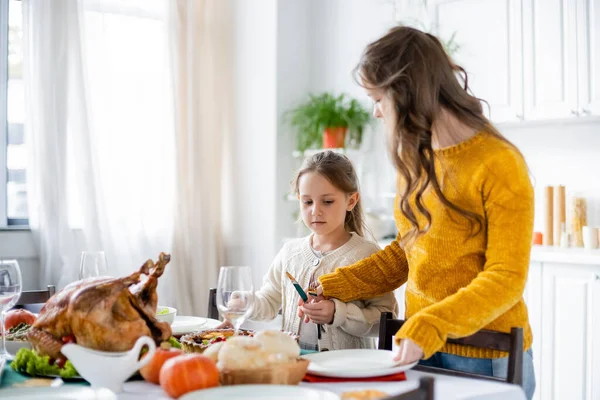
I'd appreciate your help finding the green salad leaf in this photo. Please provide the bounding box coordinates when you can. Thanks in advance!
[156,308,170,315]
[11,348,78,379]
[167,336,181,349]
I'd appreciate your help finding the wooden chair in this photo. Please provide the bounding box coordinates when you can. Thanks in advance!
[378,312,524,386]
[208,288,219,320]
[385,376,434,400]
[15,285,56,306]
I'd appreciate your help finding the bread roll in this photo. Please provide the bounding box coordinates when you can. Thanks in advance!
[203,341,224,363]
[254,330,300,362]
[217,336,269,370]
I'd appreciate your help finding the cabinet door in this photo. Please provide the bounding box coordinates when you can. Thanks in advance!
[428,0,523,123]
[523,0,579,120]
[540,263,598,400]
[578,0,600,116]
[524,262,543,400]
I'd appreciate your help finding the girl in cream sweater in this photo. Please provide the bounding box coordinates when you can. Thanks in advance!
[222,151,397,351]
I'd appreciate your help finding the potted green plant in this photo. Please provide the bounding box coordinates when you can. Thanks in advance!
[285,93,371,152]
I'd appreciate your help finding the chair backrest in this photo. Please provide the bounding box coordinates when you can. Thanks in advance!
[208,288,219,320]
[378,312,524,386]
[15,285,56,306]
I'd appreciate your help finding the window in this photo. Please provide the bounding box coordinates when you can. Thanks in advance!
[1,0,27,227]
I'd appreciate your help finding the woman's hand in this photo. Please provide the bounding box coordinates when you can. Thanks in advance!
[298,283,327,322]
[299,299,336,324]
[216,319,234,329]
[394,338,424,365]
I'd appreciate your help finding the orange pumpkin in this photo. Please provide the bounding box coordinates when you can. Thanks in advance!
[159,354,219,398]
[140,346,183,384]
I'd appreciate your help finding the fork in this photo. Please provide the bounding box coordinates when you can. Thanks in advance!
[308,272,325,340]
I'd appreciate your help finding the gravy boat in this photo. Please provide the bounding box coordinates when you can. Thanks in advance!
[61,336,156,393]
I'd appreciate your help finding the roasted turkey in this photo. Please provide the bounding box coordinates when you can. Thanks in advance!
[27,253,172,359]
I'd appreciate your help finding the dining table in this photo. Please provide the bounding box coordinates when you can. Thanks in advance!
[0,315,526,400]
[0,358,526,400]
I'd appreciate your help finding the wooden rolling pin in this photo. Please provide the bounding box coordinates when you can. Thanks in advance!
[543,186,553,246]
[553,185,566,245]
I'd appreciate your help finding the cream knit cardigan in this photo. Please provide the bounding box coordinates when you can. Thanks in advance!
[247,233,398,350]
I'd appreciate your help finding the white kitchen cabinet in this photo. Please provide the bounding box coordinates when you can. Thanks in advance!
[578,0,600,116]
[523,0,600,120]
[427,0,523,123]
[530,262,600,400]
[402,0,598,122]
[522,0,579,120]
[524,262,543,400]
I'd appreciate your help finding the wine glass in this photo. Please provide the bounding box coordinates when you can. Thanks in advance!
[216,266,254,335]
[79,251,108,280]
[0,260,22,360]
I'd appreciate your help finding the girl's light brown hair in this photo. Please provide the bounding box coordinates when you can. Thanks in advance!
[292,150,367,237]
[356,26,520,241]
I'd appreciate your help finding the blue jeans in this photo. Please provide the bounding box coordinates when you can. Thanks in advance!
[418,349,535,400]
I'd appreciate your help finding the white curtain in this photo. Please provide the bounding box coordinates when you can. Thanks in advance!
[23,0,94,289]
[23,0,233,315]
[167,0,233,316]
[22,0,176,304]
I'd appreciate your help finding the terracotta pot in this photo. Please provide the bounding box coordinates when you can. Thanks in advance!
[323,127,347,148]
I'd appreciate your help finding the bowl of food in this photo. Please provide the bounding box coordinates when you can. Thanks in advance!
[155,306,177,325]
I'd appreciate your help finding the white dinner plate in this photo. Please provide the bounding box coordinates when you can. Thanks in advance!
[302,349,418,378]
[0,386,117,399]
[180,384,339,400]
[171,316,221,336]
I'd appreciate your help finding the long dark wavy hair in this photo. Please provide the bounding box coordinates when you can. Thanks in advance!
[292,151,367,237]
[356,26,520,242]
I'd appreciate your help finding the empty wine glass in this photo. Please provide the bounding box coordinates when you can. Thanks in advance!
[79,251,108,280]
[0,260,22,360]
[216,266,254,335]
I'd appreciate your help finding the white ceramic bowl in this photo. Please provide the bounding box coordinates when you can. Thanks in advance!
[6,339,31,356]
[155,306,177,325]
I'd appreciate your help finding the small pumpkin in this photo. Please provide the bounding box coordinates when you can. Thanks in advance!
[140,343,183,384]
[159,354,219,398]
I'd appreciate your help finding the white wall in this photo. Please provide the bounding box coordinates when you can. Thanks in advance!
[276,0,312,245]
[502,120,600,231]
[0,231,39,290]
[225,0,279,288]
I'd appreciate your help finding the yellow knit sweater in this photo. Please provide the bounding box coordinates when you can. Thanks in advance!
[319,131,534,359]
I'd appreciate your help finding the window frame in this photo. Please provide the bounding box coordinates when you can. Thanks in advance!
[0,0,9,227]
[1,0,28,228]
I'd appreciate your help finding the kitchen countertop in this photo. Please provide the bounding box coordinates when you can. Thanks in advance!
[529,245,600,265]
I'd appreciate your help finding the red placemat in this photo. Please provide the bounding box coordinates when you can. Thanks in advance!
[303,371,406,383]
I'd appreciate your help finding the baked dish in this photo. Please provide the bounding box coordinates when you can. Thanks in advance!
[180,329,254,353]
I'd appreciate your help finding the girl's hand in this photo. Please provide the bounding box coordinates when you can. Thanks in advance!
[298,288,327,322]
[394,338,424,365]
[216,319,234,329]
[300,299,336,324]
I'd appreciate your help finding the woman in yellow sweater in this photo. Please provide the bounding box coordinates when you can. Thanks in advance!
[300,26,536,399]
